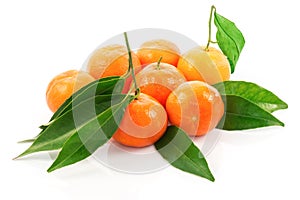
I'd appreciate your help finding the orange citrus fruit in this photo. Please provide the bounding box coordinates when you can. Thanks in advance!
[113,93,168,147]
[137,39,180,66]
[135,62,186,107]
[204,46,230,80]
[87,44,141,79]
[46,70,95,112]
[166,81,224,136]
[177,46,230,84]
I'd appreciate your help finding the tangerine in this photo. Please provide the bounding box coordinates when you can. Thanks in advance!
[177,46,230,84]
[135,62,186,107]
[113,93,168,147]
[137,39,180,66]
[166,81,224,136]
[87,44,141,79]
[46,70,95,112]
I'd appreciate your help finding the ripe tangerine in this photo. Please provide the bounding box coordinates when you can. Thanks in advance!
[135,62,186,107]
[46,70,95,112]
[113,93,168,147]
[177,46,230,84]
[166,81,224,136]
[87,44,141,79]
[137,39,180,66]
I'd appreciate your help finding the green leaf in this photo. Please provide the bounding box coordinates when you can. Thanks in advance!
[214,81,288,112]
[15,94,122,159]
[217,95,284,130]
[155,126,215,182]
[47,94,134,172]
[214,11,245,73]
[19,76,124,143]
[51,76,124,122]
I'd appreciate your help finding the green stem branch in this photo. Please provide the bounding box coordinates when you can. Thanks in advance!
[205,5,216,51]
[124,32,140,97]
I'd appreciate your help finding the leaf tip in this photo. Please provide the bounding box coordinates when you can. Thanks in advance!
[13,151,28,160]
[47,165,57,173]
[47,168,54,173]
[275,117,285,127]
[47,159,64,173]
[12,156,19,160]
[204,169,215,182]
[209,176,215,182]
[17,138,35,143]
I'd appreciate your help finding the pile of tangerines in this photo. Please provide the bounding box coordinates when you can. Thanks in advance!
[46,39,229,148]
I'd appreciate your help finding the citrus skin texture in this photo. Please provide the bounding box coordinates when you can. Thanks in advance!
[204,46,230,81]
[87,44,141,79]
[137,39,180,66]
[46,70,95,112]
[177,46,230,84]
[113,93,168,147]
[166,81,224,136]
[135,62,186,107]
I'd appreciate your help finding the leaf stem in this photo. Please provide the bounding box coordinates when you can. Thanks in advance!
[205,5,216,51]
[124,32,140,97]
[156,56,163,70]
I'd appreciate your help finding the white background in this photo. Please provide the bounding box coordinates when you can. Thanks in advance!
[1,0,299,199]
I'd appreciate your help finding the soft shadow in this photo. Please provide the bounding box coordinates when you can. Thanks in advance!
[218,127,282,146]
